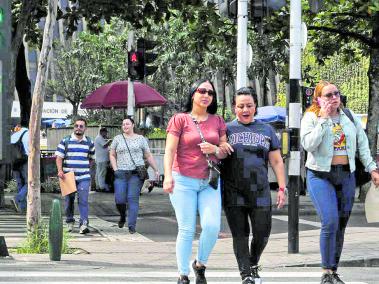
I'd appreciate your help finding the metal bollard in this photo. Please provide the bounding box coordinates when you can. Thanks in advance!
[49,199,63,261]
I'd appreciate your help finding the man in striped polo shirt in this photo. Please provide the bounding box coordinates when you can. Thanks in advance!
[55,118,95,234]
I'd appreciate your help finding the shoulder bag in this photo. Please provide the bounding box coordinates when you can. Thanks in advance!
[190,114,220,190]
[342,108,371,187]
[122,135,148,181]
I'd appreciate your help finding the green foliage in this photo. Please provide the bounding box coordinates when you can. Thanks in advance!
[146,128,167,139]
[41,177,60,193]
[217,106,235,123]
[47,18,130,117]
[302,44,369,113]
[16,222,71,254]
[5,179,17,193]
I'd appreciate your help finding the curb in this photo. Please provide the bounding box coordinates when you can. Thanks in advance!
[286,258,379,268]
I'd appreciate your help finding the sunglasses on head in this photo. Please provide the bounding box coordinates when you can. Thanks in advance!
[323,91,341,98]
[74,124,85,129]
[196,88,215,96]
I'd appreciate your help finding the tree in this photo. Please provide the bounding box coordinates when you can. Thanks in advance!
[27,0,58,232]
[258,0,379,158]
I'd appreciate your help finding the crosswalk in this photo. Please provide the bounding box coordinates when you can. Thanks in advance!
[0,268,369,283]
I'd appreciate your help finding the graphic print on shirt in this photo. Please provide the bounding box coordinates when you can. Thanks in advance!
[332,122,347,154]
[228,131,270,150]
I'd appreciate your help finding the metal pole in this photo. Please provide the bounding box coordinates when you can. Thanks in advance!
[236,0,248,89]
[127,31,135,117]
[288,0,302,254]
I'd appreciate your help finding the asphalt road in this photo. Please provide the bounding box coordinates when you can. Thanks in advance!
[102,213,377,243]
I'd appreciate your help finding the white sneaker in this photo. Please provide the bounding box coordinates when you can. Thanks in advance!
[79,224,89,234]
[67,223,74,232]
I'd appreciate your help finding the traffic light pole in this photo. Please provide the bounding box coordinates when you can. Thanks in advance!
[127,31,135,117]
[236,0,248,89]
[288,0,302,254]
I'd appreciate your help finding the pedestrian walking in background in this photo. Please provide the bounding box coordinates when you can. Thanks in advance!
[300,80,379,284]
[95,127,111,192]
[163,78,232,284]
[55,118,95,234]
[220,87,286,284]
[10,123,29,213]
[109,117,159,233]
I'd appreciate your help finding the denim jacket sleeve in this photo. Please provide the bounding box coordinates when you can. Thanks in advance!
[350,110,377,173]
[300,111,329,152]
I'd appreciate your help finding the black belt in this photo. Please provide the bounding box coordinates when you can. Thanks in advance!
[330,164,350,171]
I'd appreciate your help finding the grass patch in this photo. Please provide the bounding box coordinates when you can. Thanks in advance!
[16,222,73,254]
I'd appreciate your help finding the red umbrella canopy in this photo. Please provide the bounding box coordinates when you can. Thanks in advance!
[81,80,167,109]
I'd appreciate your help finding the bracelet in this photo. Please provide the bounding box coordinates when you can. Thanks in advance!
[278,187,286,193]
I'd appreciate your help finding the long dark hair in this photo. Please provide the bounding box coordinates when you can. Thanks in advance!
[184,78,218,114]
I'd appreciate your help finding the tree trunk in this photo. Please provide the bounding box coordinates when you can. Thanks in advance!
[27,0,58,232]
[10,0,36,122]
[367,12,379,160]
[16,42,32,126]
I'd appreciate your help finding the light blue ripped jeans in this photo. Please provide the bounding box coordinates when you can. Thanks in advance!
[169,172,221,276]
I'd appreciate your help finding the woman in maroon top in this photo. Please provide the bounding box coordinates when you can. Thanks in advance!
[164,79,232,284]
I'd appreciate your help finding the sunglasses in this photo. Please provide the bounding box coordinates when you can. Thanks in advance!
[323,91,341,98]
[196,88,215,96]
[74,124,85,129]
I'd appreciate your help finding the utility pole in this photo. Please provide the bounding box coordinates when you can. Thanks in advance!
[236,0,248,89]
[288,0,302,254]
[127,31,135,118]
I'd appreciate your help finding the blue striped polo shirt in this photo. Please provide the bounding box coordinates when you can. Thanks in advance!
[55,134,95,181]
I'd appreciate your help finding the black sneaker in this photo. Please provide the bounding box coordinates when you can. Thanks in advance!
[118,216,126,228]
[242,276,255,284]
[331,272,345,284]
[251,265,261,283]
[321,273,334,284]
[192,260,207,284]
[177,275,190,284]
[129,227,136,234]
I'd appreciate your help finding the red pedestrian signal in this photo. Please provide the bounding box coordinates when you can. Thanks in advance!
[128,50,144,80]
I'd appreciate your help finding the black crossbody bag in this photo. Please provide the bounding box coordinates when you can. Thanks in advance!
[190,114,221,190]
[122,135,148,181]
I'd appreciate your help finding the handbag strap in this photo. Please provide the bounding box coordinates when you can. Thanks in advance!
[341,108,360,154]
[189,113,214,166]
[121,134,137,168]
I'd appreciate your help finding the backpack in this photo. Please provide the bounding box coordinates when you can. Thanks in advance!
[342,108,371,187]
[10,130,28,169]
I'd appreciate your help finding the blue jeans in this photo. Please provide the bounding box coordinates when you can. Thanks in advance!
[170,172,221,276]
[306,167,355,270]
[65,179,91,226]
[13,162,28,211]
[114,170,142,229]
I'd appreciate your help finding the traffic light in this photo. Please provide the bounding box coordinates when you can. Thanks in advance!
[137,38,158,78]
[128,50,144,81]
[302,87,314,110]
[0,0,11,161]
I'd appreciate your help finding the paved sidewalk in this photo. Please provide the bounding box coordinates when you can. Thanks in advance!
[1,189,378,271]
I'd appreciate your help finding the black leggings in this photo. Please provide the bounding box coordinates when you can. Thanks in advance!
[224,206,272,278]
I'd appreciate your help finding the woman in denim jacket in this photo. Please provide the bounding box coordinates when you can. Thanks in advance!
[300,80,379,284]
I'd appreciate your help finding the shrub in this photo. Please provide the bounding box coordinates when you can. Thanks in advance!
[147,128,167,139]
[41,177,60,193]
[5,179,17,193]
[16,222,72,254]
